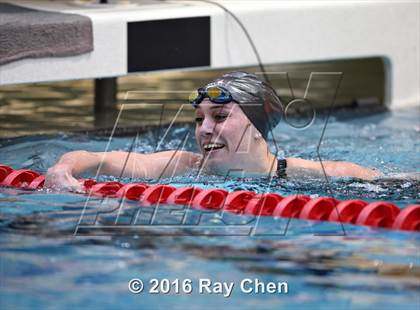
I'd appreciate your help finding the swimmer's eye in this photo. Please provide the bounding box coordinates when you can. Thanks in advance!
[195,117,203,124]
[214,114,227,122]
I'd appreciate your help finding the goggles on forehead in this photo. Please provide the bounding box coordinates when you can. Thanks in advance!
[189,85,233,108]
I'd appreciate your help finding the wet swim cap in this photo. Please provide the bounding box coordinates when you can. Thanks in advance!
[202,71,283,140]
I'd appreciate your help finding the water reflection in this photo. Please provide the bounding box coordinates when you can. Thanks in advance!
[0,58,385,138]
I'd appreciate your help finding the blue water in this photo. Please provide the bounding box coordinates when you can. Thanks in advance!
[0,109,419,310]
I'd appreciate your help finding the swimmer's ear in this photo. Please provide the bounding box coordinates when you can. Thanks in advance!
[243,122,262,140]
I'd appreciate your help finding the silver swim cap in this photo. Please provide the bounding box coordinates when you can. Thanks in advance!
[203,71,283,140]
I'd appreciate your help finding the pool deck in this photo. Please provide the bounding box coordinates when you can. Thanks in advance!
[0,0,418,109]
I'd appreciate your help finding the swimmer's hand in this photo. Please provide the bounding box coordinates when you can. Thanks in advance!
[45,164,85,193]
[45,150,101,192]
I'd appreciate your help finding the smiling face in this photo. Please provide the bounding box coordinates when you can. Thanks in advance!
[194,99,268,174]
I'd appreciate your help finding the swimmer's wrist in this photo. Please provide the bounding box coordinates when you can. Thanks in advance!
[50,163,75,176]
[56,150,92,175]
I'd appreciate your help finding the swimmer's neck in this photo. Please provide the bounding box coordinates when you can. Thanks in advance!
[202,152,278,178]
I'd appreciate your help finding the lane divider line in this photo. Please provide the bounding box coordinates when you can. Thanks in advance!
[0,164,418,232]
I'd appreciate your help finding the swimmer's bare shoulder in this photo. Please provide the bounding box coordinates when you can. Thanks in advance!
[285,157,383,180]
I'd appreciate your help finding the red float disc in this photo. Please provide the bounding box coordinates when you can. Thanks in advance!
[81,179,97,191]
[272,195,311,218]
[140,184,176,205]
[166,187,202,205]
[299,197,337,221]
[116,183,149,200]
[244,193,283,216]
[1,169,40,188]
[0,165,13,182]
[328,199,368,224]
[191,189,228,210]
[27,175,46,189]
[223,191,256,213]
[392,204,420,231]
[89,182,123,197]
[356,201,400,228]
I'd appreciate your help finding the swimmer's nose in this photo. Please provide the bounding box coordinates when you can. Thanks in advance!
[199,117,216,136]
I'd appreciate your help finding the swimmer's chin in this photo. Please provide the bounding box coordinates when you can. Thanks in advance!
[200,159,233,176]
[200,155,226,168]
[201,163,272,178]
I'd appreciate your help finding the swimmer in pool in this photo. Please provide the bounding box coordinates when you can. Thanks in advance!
[45,71,383,191]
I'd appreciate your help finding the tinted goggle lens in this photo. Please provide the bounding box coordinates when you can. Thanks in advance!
[189,86,232,107]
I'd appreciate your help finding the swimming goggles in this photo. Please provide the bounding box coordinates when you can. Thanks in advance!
[189,85,233,108]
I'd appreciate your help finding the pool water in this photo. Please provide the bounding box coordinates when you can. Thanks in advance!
[0,109,419,309]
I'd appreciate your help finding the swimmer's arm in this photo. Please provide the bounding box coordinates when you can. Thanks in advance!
[45,150,103,191]
[97,150,200,178]
[285,157,383,180]
[46,150,200,190]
